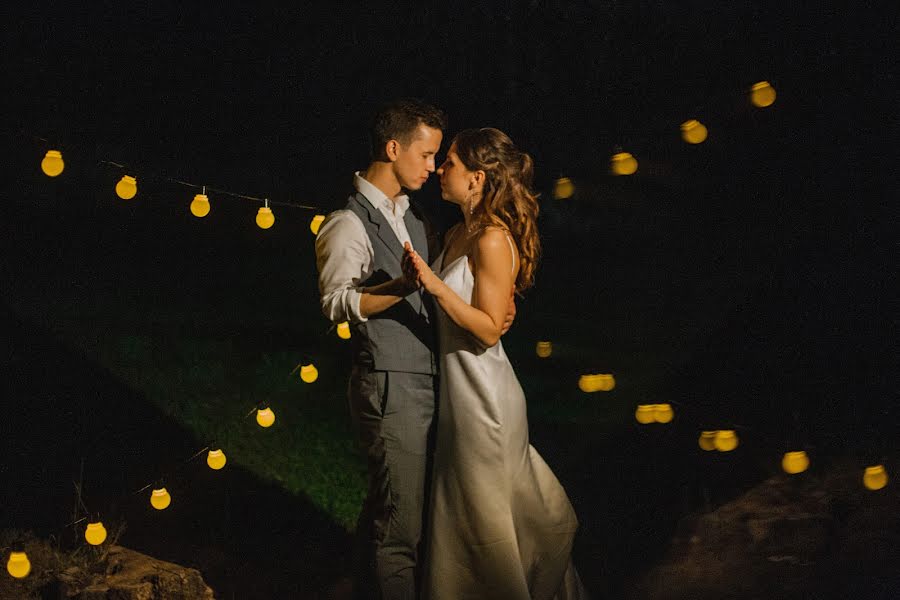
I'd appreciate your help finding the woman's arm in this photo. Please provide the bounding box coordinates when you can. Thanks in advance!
[406,228,516,347]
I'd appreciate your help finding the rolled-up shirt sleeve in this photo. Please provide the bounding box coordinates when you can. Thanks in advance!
[315,210,372,324]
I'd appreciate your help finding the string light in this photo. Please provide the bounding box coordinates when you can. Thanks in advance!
[84,521,108,545]
[150,487,172,510]
[698,431,717,451]
[206,448,227,470]
[535,341,552,358]
[781,451,809,475]
[680,119,708,144]
[714,430,739,452]
[115,175,138,200]
[750,81,776,108]
[190,186,211,218]
[256,199,275,229]
[653,403,674,423]
[635,405,655,424]
[336,322,351,340]
[256,403,276,428]
[863,465,888,491]
[41,150,64,177]
[610,152,638,176]
[553,177,575,199]
[310,214,325,235]
[6,549,30,579]
[299,362,319,383]
[578,373,615,392]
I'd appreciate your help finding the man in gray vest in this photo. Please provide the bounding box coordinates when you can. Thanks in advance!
[315,99,446,599]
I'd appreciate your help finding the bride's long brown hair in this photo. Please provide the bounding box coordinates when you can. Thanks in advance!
[452,127,541,292]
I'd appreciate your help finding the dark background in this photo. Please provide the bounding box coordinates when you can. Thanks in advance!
[1,2,896,598]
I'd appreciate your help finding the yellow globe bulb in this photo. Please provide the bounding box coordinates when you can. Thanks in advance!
[256,206,275,229]
[714,430,739,452]
[751,81,776,108]
[653,403,674,423]
[611,152,638,176]
[336,322,351,340]
[635,404,655,425]
[207,449,227,470]
[863,465,888,491]
[300,363,319,383]
[6,551,31,579]
[535,341,552,358]
[85,521,108,545]
[698,431,717,451]
[150,487,171,510]
[781,451,810,475]
[578,374,598,393]
[553,177,575,200]
[310,214,326,235]
[115,175,138,200]
[680,120,708,144]
[257,406,276,428]
[41,150,65,177]
[595,374,616,392]
[190,193,211,218]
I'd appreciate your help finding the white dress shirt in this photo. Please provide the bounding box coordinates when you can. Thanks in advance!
[316,172,414,324]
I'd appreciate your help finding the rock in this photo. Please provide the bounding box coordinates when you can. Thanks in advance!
[58,545,215,600]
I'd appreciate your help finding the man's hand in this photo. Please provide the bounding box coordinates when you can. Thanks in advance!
[500,291,516,335]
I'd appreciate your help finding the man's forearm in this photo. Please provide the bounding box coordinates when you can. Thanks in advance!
[359,277,413,318]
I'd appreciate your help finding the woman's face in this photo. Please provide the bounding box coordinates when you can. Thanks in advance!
[437,143,478,206]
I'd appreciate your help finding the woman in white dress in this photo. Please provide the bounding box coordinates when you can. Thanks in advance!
[404,128,588,599]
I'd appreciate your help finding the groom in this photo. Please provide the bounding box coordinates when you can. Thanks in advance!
[316,98,446,600]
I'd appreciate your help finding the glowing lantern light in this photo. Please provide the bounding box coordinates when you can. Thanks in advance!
[781,451,810,475]
[256,207,275,229]
[863,465,888,491]
[595,374,615,391]
[84,521,108,545]
[336,322,351,340]
[207,448,227,470]
[578,375,598,393]
[653,403,674,423]
[750,81,776,108]
[115,175,138,200]
[190,192,211,218]
[6,551,30,579]
[535,341,552,358]
[635,404,655,424]
[698,431,717,451]
[611,152,638,176]
[310,214,326,235]
[150,487,171,510]
[714,430,739,452]
[256,404,276,428]
[680,120,708,144]
[553,177,575,200]
[41,150,64,177]
[300,363,319,383]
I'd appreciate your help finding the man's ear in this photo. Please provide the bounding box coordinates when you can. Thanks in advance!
[385,140,400,162]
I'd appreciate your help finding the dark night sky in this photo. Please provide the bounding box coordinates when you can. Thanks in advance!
[3,2,894,437]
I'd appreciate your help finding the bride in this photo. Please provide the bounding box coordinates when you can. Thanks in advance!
[404,128,587,599]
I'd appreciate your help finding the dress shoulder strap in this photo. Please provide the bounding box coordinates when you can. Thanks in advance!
[504,232,517,275]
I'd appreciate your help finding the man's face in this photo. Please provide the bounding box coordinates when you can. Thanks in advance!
[392,125,443,192]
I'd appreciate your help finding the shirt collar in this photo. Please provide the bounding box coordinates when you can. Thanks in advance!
[354,172,410,217]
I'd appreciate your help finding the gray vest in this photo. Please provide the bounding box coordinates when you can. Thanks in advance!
[345,192,436,374]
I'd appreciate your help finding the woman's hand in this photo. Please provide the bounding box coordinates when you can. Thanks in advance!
[403,242,441,294]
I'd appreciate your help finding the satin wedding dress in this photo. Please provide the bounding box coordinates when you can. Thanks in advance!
[423,240,588,600]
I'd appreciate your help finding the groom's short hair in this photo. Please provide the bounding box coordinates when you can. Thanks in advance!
[371,99,447,161]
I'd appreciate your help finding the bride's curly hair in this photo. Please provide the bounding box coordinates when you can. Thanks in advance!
[452,127,541,292]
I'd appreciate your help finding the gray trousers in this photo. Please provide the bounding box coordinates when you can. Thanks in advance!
[348,366,437,600]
